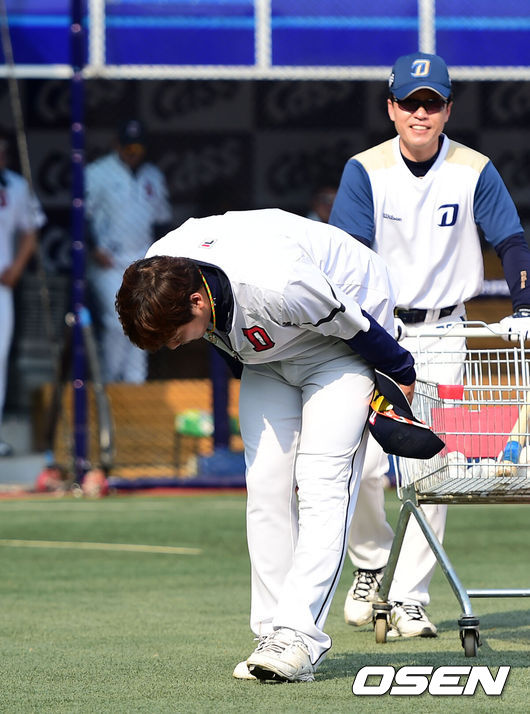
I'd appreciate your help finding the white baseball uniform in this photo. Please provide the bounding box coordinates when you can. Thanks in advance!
[146,208,413,663]
[0,169,45,432]
[85,152,172,382]
[331,133,526,605]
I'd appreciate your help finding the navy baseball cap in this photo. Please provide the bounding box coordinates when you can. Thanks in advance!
[368,371,445,459]
[118,119,147,146]
[389,53,452,100]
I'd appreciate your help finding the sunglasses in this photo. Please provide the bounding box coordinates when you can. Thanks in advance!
[393,96,448,114]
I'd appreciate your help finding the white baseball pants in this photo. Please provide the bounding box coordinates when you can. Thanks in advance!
[239,345,373,664]
[87,264,147,383]
[0,284,14,431]
[348,311,466,606]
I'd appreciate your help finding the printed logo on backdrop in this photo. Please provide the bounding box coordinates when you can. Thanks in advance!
[40,223,72,273]
[151,81,240,119]
[37,149,71,203]
[258,81,364,128]
[159,136,250,202]
[29,79,132,128]
[494,146,530,206]
[263,137,354,202]
[351,665,510,696]
[483,82,530,127]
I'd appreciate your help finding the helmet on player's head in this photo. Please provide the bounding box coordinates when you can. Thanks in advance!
[368,371,445,459]
[389,52,452,101]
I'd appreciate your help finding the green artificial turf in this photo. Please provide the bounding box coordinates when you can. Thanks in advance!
[0,490,528,713]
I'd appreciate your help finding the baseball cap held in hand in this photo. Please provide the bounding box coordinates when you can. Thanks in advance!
[389,52,452,100]
[368,370,445,459]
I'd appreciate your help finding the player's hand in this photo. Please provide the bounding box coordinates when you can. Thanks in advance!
[0,265,21,288]
[92,247,114,268]
[394,316,406,341]
[397,380,415,405]
[499,308,530,342]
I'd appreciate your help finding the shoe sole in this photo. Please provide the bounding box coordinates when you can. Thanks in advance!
[248,664,314,683]
[388,628,438,639]
[344,614,373,627]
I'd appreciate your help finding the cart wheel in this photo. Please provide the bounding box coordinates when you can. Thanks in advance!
[462,629,478,657]
[374,614,388,644]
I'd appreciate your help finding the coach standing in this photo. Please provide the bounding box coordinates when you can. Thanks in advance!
[85,119,172,383]
[0,135,46,457]
[330,52,530,638]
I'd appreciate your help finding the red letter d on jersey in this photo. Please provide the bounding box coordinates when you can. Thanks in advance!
[242,326,275,352]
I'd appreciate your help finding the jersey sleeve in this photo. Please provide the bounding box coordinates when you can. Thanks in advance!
[474,161,523,247]
[329,159,375,245]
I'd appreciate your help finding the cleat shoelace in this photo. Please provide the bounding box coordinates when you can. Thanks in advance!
[398,603,425,621]
[351,569,382,600]
[259,632,309,657]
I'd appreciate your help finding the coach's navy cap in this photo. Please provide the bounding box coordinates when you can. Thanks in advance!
[118,119,147,146]
[389,52,452,100]
[368,371,445,459]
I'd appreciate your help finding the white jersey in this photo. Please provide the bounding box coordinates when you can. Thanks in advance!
[331,135,523,310]
[85,153,172,268]
[146,208,397,364]
[0,169,46,273]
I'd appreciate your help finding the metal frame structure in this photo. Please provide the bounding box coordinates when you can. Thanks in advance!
[372,321,530,657]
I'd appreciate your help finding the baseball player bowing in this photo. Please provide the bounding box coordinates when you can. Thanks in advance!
[115,208,416,682]
[330,52,530,638]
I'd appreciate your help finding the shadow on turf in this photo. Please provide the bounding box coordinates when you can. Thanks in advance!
[437,607,530,647]
[318,641,529,682]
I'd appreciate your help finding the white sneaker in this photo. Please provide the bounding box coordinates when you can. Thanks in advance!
[233,636,267,679]
[232,660,256,680]
[388,602,438,638]
[247,628,315,682]
[344,567,385,626]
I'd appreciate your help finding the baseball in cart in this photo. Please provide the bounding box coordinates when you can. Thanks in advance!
[372,320,530,657]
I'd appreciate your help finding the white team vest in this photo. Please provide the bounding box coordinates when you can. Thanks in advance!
[358,136,487,309]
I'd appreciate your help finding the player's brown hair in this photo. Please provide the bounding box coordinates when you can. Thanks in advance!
[115,256,202,351]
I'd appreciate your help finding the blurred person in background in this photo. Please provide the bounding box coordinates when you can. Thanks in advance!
[85,119,173,383]
[306,184,337,224]
[0,135,46,456]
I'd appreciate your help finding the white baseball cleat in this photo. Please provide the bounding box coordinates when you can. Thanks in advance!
[388,602,438,638]
[247,628,315,682]
[232,660,257,680]
[344,567,385,626]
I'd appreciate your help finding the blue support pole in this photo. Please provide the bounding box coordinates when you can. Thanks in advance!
[70,0,86,481]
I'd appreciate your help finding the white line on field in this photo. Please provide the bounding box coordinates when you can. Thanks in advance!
[0,539,202,555]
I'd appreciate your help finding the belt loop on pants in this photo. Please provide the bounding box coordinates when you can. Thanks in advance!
[394,305,457,324]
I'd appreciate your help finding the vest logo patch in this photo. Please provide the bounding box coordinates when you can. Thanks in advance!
[437,203,459,227]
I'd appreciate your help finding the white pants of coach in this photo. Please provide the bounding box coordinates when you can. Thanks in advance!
[347,309,466,606]
[239,344,373,665]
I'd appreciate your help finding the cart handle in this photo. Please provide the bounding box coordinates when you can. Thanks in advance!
[400,320,520,340]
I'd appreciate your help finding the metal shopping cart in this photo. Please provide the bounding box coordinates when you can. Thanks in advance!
[372,321,530,657]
